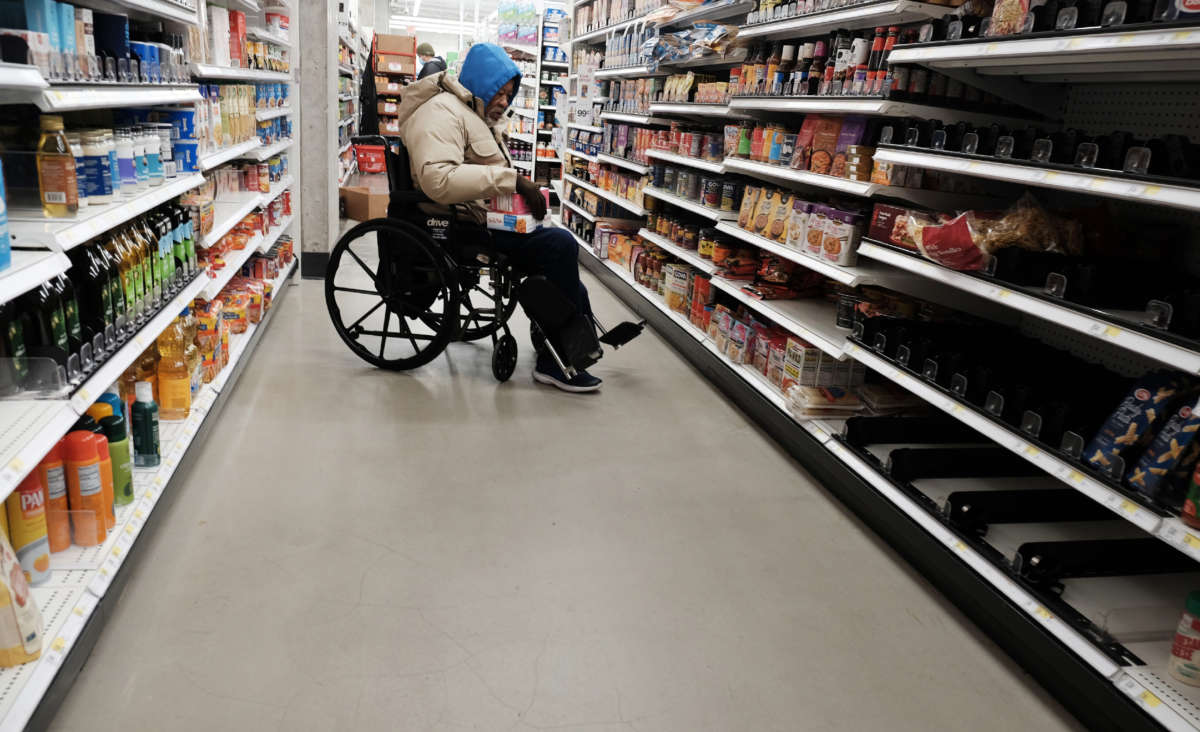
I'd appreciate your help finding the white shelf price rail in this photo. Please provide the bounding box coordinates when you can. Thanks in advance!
[201,194,264,248]
[738,0,947,40]
[646,148,725,173]
[644,186,738,221]
[872,147,1200,213]
[247,138,294,161]
[711,277,848,357]
[190,63,290,81]
[722,157,882,197]
[38,85,202,112]
[199,139,263,171]
[0,250,73,306]
[648,103,745,118]
[596,153,649,174]
[561,200,596,222]
[563,174,646,216]
[7,174,206,250]
[858,241,1200,375]
[728,96,1038,127]
[255,106,292,121]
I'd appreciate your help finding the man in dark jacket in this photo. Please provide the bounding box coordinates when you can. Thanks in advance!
[416,43,447,79]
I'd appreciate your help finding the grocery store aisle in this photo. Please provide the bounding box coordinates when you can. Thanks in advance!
[49,273,1081,732]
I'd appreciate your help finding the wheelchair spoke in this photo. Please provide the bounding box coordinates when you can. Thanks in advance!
[378,306,391,358]
[394,312,423,352]
[345,301,384,334]
[357,328,433,340]
[345,247,378,284]
[333,285,381,296]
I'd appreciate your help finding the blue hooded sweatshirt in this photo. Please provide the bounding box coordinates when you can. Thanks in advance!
[457,43,522,110]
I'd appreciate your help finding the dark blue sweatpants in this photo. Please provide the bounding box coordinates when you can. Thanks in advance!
[490,226,592,318]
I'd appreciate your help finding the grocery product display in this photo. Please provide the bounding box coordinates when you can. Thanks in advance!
[0,0,299,725]
[559,0,1200,728]
[337,19,367,184]
[501,2,569,186]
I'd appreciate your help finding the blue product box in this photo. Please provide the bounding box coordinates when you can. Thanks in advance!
[91,10,128,59]
[58,1,74,53]
[172,138,198,172]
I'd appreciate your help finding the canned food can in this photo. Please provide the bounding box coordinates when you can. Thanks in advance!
[651,163,666,187]
[720,181,741,211]
[682,223,699,250]
[687,133,703,158]
[674,169,690,197]
[662,166,677,191]
[702,177,721,207]
[704,133,723,161]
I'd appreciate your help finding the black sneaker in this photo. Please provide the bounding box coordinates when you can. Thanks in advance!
[533,358,602,393]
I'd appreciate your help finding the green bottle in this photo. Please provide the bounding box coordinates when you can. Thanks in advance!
[51,275,83,353]
[23,282,70,366]
[0,300,27,394]
[132,381,159,467]
[99,415,134,505]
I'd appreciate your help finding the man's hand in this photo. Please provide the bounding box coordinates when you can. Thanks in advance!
[515,175,547,220]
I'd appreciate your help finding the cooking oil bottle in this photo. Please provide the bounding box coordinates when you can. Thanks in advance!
[156,315,189,420]
[36,115,78,218]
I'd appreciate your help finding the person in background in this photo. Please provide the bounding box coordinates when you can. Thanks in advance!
[416,43,447,80]
[396,42,602,393]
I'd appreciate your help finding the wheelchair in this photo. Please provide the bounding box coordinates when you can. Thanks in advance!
[324,136,643,382]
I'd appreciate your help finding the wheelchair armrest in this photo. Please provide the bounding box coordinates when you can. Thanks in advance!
[390,190,433,205]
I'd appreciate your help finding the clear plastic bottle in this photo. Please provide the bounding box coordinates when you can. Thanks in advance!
[64,131,88,210]
[36,115,79,217]
[114,128,138,195]
[81,130,114,205]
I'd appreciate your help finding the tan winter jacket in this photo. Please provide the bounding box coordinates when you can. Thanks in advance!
[396,71,517,224]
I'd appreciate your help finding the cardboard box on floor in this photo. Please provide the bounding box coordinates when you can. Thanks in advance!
[375,33,416,55]
[340,186,389,221]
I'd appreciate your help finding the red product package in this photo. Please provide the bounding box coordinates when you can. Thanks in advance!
[914,213,989,271]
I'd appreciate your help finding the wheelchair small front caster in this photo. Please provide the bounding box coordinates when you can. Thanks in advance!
[492,334,518,382]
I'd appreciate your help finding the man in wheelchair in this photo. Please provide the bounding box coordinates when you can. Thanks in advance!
[394,42,616,393]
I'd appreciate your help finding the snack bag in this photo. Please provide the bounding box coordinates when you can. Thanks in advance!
[987,0,1031,36]
[737,185,762,230]
[912,212,990,271]
[751,189,777,235]
[1127,397,1200,499]
[808,116,844,176]
[791,116,820,171]
[1085,372,1195,474]
[786,199,812,251]
[767,192,794,243]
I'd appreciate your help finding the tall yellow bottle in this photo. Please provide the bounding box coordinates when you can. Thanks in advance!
[156,317,190,420]
[36,115,78,218]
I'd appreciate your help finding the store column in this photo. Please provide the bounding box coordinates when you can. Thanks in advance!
[298,0,340,278]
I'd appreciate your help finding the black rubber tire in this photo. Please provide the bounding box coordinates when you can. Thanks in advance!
[491,334,518,382]
[325,218,460,371]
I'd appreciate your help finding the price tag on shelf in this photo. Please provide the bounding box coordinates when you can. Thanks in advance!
[1140,690,1162,709]
[1033,606,1054,621]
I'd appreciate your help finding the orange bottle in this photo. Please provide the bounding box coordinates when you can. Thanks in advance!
[38,441,70,553]
[7,474,50,586]
[63,431,105,546]
[92,434,115,532]
[85,402,113,424]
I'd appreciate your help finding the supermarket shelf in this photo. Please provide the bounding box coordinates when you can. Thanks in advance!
[845,342,1189,554]
[0,400,78,500]
[255,105,291,121]
[646,148,724,173]
[263,175,294,204]
[260,217,294,252]
[339,93,354,101]
[502,43,539,56]
[661,0,754,27]
[858,241,1200,376]
[722,157,884,198]
[599,110,673,125]
[550,179,564,199]
[6,173,206,250]
[509,132,536,143]
[573,14,652,44]
[227,0,260,12]
[887,26,1200,80]
[728,95,1039,127]
[512,159,534,172]
[637,228,715,274]
[201,194,264,248]
[562,200,596,222]
[595,64,663,79]
[9,259,297,731]
[1117,644,1200,731]
[247,138,294,161]
[35,84,201,112]
[339,117,354,128]
[0,249,72,306]
[568,121,604,133]
[566,148,598,162]
[667,47,749,70]
[511,106,536,118]
[69,274,207,414]
[540,157,564,164]
[202,234,263,299]
[739,0,948,40]
[521,76,537,89]
[644,186,737,221]
[538,129,553,136]
[0,62,47,106]
[249,27,291,47]
[540,104,559,111]
[199,138,262,171]
[873,146,1200,213]
[715,222,877,287]
[542,61,570,69]
[190,63,290,81]
[563,174,646,215]
[541,78,567,86]
[339,141,352,155]
[648,102,745,118]
[338,63,354,75]
[112,0,199,24]
[597,153,649,174]
[711,277,848,357]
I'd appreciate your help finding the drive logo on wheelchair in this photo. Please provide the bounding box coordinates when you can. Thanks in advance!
[425,217,451,240]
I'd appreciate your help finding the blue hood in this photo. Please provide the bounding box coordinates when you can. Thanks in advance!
[458,43,522,109]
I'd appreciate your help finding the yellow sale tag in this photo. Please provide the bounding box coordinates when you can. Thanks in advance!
[112,547,122,557]
[1185,533,1200,550]
[77,388,90,402]
[1035,606,1053,620]
[953,541,967,553]
[51,637,65,652]
[1120,500,1138,515]
[1068,471,1084,484]
[8,457,24,473]
[1103,326,1121,338]
[1145,185,1162,196]
[997,289,1011,299]
[1025,445,1040,458]
[1141,691,1162,708]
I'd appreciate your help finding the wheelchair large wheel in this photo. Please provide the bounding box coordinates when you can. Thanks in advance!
[325,218,461,370]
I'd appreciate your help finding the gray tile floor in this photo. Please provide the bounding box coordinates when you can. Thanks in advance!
[48,269,1082,731]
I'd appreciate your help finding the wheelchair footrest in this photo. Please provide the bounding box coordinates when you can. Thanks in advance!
[598,321,644,348]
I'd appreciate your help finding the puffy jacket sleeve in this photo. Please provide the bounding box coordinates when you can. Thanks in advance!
[408,108,517,205]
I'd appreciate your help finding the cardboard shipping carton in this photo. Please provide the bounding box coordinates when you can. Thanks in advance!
[376,53,415,75]
[375,33,416,55]
[340,186,389,222]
